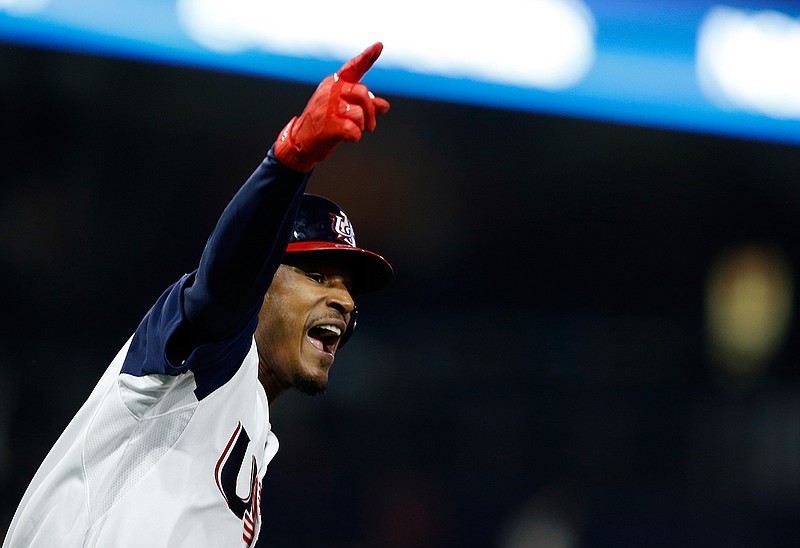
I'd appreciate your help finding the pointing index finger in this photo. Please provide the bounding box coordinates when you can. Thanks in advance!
[337,42,383,83]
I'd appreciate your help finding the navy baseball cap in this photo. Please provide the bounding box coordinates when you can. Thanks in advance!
[285,194,393,295]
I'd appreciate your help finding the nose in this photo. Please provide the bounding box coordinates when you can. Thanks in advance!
[326,279,355,317]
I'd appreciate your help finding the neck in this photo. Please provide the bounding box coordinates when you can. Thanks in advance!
[256,345,287,403]
[259,364,287,403]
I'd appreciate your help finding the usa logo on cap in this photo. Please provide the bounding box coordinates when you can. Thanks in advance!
[285,193,393,296]
[330,212,356,247]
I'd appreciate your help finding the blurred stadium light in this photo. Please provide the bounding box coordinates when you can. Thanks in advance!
[705,244,794,380]
[2,0,800,144]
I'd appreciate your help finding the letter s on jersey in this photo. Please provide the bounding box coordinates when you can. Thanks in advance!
[215,422,263,546]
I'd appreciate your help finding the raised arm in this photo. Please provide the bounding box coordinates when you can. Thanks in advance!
[172,43,390,360]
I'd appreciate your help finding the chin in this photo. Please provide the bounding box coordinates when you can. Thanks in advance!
[292,372,328,397]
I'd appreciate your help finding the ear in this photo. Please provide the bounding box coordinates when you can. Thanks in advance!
[339,306,358,347]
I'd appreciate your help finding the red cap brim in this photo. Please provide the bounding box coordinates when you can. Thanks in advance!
[285,242,393,295]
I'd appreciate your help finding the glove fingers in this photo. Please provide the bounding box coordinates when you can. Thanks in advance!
[274,43,387,172]
[341,84,376,131]
[338,119,364,142]
[337,42,383,83]
[372,96,391,116]
[339,100,366,132]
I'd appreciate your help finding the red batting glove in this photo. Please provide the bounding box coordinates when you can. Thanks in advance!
[274,42,391,173]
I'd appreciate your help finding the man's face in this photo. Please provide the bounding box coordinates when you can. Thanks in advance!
[256,258,355,399]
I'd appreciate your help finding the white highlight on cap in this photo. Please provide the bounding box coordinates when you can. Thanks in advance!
[176,0,596,90]
[697,6,800,119]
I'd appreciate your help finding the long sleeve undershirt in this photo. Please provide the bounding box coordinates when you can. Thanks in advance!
[170,148,310,363]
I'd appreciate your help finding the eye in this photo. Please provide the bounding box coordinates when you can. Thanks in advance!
[305,272,325,284]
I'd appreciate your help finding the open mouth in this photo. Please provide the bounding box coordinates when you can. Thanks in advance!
[307,324,343,355]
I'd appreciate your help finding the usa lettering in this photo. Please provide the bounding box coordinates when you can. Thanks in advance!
[215,423,263,546]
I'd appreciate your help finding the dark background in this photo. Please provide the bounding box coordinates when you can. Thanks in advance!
[2,44,800,547]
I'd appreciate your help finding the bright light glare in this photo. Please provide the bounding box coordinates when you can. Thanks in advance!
[176,0,596,90]
[697,6,800,119]
[0,0,49,15]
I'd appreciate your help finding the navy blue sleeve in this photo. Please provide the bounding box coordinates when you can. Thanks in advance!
[121,272,259,399]
[121,148,310,386]
[182,148,310,342]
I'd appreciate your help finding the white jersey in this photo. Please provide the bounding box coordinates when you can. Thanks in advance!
[3,275,279,548]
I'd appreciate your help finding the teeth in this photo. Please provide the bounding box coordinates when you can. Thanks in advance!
[319,325,342,336]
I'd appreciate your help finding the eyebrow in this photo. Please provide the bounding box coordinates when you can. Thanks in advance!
[290,263,354,290]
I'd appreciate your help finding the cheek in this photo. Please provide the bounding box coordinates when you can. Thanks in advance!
[260,294,289,339]
[259,288,305,353]
[256,305,293,376]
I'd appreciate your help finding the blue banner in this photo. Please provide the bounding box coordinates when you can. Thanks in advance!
[2,0,800,145]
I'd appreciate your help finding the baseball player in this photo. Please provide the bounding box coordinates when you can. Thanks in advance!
[3,42,392,547]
